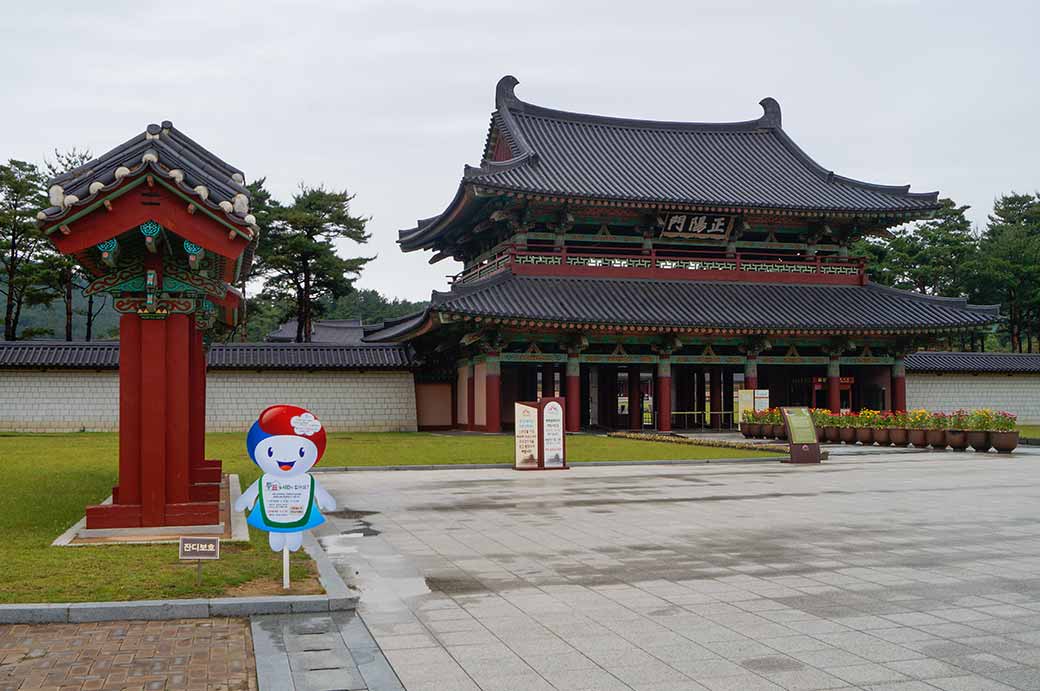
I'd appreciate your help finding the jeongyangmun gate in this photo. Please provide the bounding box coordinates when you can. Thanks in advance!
[376,76,1001,433]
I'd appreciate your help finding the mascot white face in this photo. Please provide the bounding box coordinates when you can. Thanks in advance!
[253,435,319,477]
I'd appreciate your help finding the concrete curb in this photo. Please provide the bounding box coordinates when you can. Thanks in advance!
[314,457,782,472]
[0,593,358,624]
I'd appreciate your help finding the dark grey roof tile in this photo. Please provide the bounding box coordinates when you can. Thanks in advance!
[424,273,997,333]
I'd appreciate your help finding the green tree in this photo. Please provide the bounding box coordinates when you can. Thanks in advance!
[254,186,371,342]
[0,160,48,340]
[856,198,977,296]
[327,288,427,324]
[35,149,96,340]
[970,193,1040,352]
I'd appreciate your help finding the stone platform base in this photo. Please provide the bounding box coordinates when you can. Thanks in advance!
[52,474,249,546]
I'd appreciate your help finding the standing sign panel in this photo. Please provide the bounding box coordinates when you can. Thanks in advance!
[542,401,565,468]
[514,402,539,469]
[513,398,568,470]
[781,407,822,464]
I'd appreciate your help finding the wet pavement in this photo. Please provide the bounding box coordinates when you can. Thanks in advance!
[251,611,403,691]
[315,446,1040,690]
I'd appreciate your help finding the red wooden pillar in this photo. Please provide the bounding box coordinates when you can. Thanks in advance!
[827,354,842,413]
[627,365,642,430]
[188,325,205,470]
[565,354,580,433]
[139,318,167,526]
[116,314,142,507]
[165,315,190,506]
[541,363,555,398]
[709,366,723,430]
[892,356,907,412]
[744,354,758,390]
[485,353,501,433]
[466,362,475,431]
[657,357,672,432]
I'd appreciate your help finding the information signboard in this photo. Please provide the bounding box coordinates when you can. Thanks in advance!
[514,402,539,469]
[781,407,821,464]
[542,401,565,468]
[513,398,568,470]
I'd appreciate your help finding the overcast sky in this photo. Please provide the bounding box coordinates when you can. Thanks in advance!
[3,1,1037,301]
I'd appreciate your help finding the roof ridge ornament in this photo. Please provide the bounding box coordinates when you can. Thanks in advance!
[758,97,781,129]
[496,75,521,108]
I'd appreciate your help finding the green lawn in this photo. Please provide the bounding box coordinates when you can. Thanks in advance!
[1019,425,1040,439]
[0,432,777,604]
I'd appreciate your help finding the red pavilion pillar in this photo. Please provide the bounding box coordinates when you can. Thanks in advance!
[466,362,475,431]
[627,365,642,430]
[709,366,723,430]
[892,356,907,412]
[89,312,219,528]
[744,354,758,390]
[827,354,842,413]
[485,353,501,433]
[565,353,580,433]
[657,357,672,432]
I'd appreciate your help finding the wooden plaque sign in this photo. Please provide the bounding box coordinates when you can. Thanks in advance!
[781,407,821,464]
[178,536,220,560]
[513,398,569,471]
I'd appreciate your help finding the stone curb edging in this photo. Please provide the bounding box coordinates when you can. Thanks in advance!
[0,593,358,625]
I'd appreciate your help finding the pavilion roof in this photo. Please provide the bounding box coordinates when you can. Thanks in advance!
[38,121,258,236]
[365,273,998,341]
[905,351,1040,374]
[400,76,942,252]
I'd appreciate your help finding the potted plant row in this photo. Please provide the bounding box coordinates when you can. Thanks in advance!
[802,408,1019,453]
[742,407,1019,453]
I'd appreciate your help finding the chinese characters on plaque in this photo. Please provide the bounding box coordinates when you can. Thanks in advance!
[658,213,734,241]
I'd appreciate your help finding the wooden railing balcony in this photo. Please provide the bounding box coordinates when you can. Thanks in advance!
[453,246,867,286]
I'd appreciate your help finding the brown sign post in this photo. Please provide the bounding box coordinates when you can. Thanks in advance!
[513,398,568,471]
[781,407,822,464]
[179,536,220,585]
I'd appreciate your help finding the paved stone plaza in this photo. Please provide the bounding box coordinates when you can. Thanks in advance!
[317,447,1040,691]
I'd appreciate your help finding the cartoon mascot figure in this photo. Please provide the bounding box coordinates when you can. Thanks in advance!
[234,405,337,552]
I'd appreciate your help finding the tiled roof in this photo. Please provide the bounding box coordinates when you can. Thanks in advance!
[419,273,998,334]
[37,121,259,236]
[400,76,941,251]
[0,342,417,370]
[905,351,1040,374]
[268,319,370,345]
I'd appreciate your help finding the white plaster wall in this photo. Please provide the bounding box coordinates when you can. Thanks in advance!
[906,373,1040,423]
[0,369,417,433]
[0,370,119,432]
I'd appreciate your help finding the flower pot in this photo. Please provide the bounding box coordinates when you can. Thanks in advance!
[747,423,761,438]
[908,429,927,447]
[773,424,787,440]
[967,431,990,452]
[823,426,839,443]
[926,429,947,450]
[739,422,752,438]
[889,428,909,447]
[947,430,968,451]
[873,428,891,446]
[839,427,856,444]
[991,431,1019,454]
[856,428,873,445]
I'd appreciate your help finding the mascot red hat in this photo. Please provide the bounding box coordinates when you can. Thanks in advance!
[247,404,327,463]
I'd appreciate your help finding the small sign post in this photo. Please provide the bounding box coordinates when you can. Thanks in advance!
[781,407,822,464]
[178,536,220,585]
[513,398,568,470]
